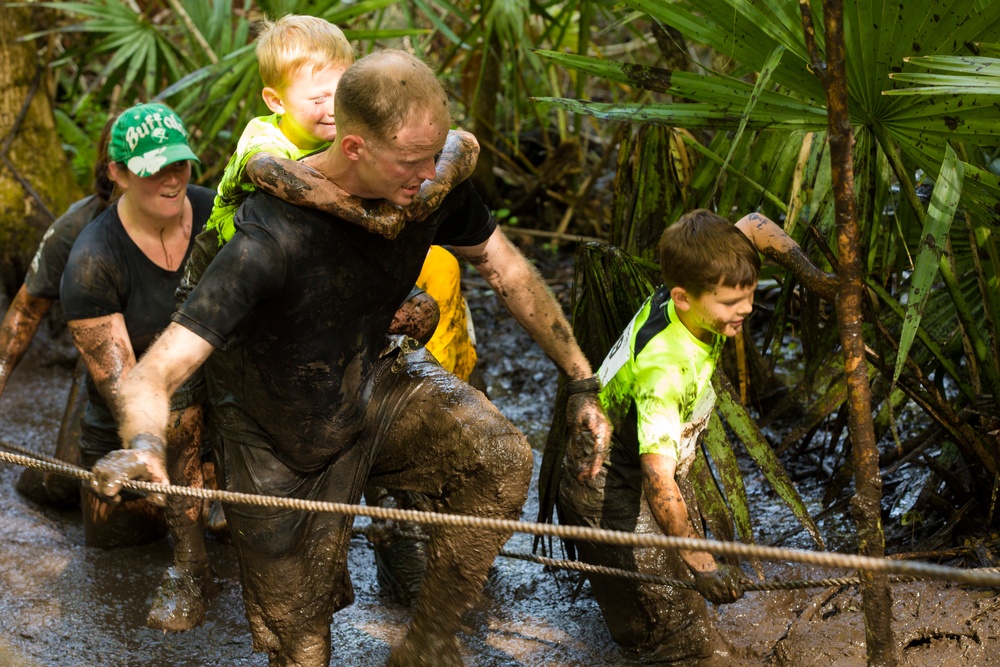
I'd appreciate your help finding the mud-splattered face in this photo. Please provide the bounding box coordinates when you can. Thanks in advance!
[274,63,346,150]
[356,108,449,206]
[677,281,755,342]
[114,160,191,223]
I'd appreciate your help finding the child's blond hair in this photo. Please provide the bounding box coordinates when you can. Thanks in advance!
[255,15,354,92]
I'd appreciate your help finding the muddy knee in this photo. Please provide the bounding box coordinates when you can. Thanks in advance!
[459,427,532,516]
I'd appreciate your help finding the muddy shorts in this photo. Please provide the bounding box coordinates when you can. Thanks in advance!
[558,434,727,662]
[212,340,532,658]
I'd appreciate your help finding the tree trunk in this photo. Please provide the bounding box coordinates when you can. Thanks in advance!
[466,29,501,207]
[0,4,83,299]
[799,0,897,664]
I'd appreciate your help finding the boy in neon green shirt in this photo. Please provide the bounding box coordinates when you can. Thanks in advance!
[559,209,837,665]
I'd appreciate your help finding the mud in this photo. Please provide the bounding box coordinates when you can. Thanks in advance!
[1,259,1000,666]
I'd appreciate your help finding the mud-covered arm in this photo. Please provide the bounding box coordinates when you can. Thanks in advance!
[89,322,213,501]
[453,227,612,476]
[0,285,54,397]
[736,212,838,301]
[67,313,136,425]
[406,129,479,223]
[642,453,743,604]
[245,129,480,240]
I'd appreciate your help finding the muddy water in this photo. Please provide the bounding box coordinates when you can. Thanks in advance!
[2,272,1000,666]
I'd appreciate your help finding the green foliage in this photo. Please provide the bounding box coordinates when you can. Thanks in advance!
[894,146,963,385]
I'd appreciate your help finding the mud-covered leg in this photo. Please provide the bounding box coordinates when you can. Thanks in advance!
[220,434,368,667]
[366,349,533,666]
[559,455,735,665]
[148,404,214,632]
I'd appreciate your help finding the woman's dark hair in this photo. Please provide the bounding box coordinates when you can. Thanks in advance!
[92,112,119,207]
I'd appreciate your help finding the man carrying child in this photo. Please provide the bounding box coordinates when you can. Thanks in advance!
[92,49,610,667]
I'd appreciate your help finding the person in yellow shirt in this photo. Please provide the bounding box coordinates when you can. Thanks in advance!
[415,245,477,382]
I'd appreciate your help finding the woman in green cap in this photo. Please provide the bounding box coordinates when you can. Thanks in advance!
[59,102,215,632]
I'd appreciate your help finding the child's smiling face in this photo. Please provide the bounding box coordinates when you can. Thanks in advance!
[675,280,756,343]
[272,62,348,150]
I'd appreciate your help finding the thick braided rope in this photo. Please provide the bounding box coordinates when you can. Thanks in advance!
[353,526,918,591]
[3,445,999,588]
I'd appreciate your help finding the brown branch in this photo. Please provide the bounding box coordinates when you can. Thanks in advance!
[799,0,896,663]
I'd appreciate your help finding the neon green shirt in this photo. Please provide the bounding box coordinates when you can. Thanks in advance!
[205,114,328,244]
[597,286,725,466]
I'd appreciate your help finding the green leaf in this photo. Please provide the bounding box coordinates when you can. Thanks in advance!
[893,145,964,384]
[708,44,786,202]
[703,413,755,547]
[713,371,825,550]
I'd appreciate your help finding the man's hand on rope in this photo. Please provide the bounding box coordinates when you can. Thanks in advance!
[693,564,746,605]
[90,433,169,506]
[565,388,612,483]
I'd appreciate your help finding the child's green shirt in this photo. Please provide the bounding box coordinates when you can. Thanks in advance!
[597,286,725,466]
[205,114,329,245]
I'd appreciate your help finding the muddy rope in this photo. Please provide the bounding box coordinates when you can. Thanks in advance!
[4,442,1000,590]
[350,525,928,592]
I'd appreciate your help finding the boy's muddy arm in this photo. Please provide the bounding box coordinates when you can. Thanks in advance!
[0,285,53,397]
[90,322,213,504]
[245,153,405,239]
[244,130,478,240]
[454,228,612,474]
[641,453,744,604]
[736,212,838,301]
[406,129,480,223]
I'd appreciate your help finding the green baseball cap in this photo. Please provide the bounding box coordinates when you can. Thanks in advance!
[108,103,201,177]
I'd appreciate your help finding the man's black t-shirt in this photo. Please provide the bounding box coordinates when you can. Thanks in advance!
[174,180,494,472]
[61,184,214,440]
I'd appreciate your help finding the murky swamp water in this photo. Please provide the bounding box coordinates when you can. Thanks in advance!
[1,256,999,666]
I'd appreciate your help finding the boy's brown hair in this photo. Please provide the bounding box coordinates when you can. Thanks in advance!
[334,49,450,147]
[658,208,761,296]
[255,15,354,92]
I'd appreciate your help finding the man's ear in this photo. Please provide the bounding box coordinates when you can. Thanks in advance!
[261,87,284,115]
[670,286,691,312]
[339,134,366,161]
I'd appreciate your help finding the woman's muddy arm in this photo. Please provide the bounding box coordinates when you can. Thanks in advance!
[0,285,53,397]
[736,213,838,301]
[67,313,136,425]
[454,227,612,475]
[90,323,214,502]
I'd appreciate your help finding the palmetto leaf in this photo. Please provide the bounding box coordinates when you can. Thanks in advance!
[539,0,1000,228]
[893,145,964,385]
[886,55,1000,95]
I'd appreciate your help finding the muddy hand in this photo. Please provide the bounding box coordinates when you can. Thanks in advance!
[90,434,169,506]
[566,392,612,482]
[693,564,745,604]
